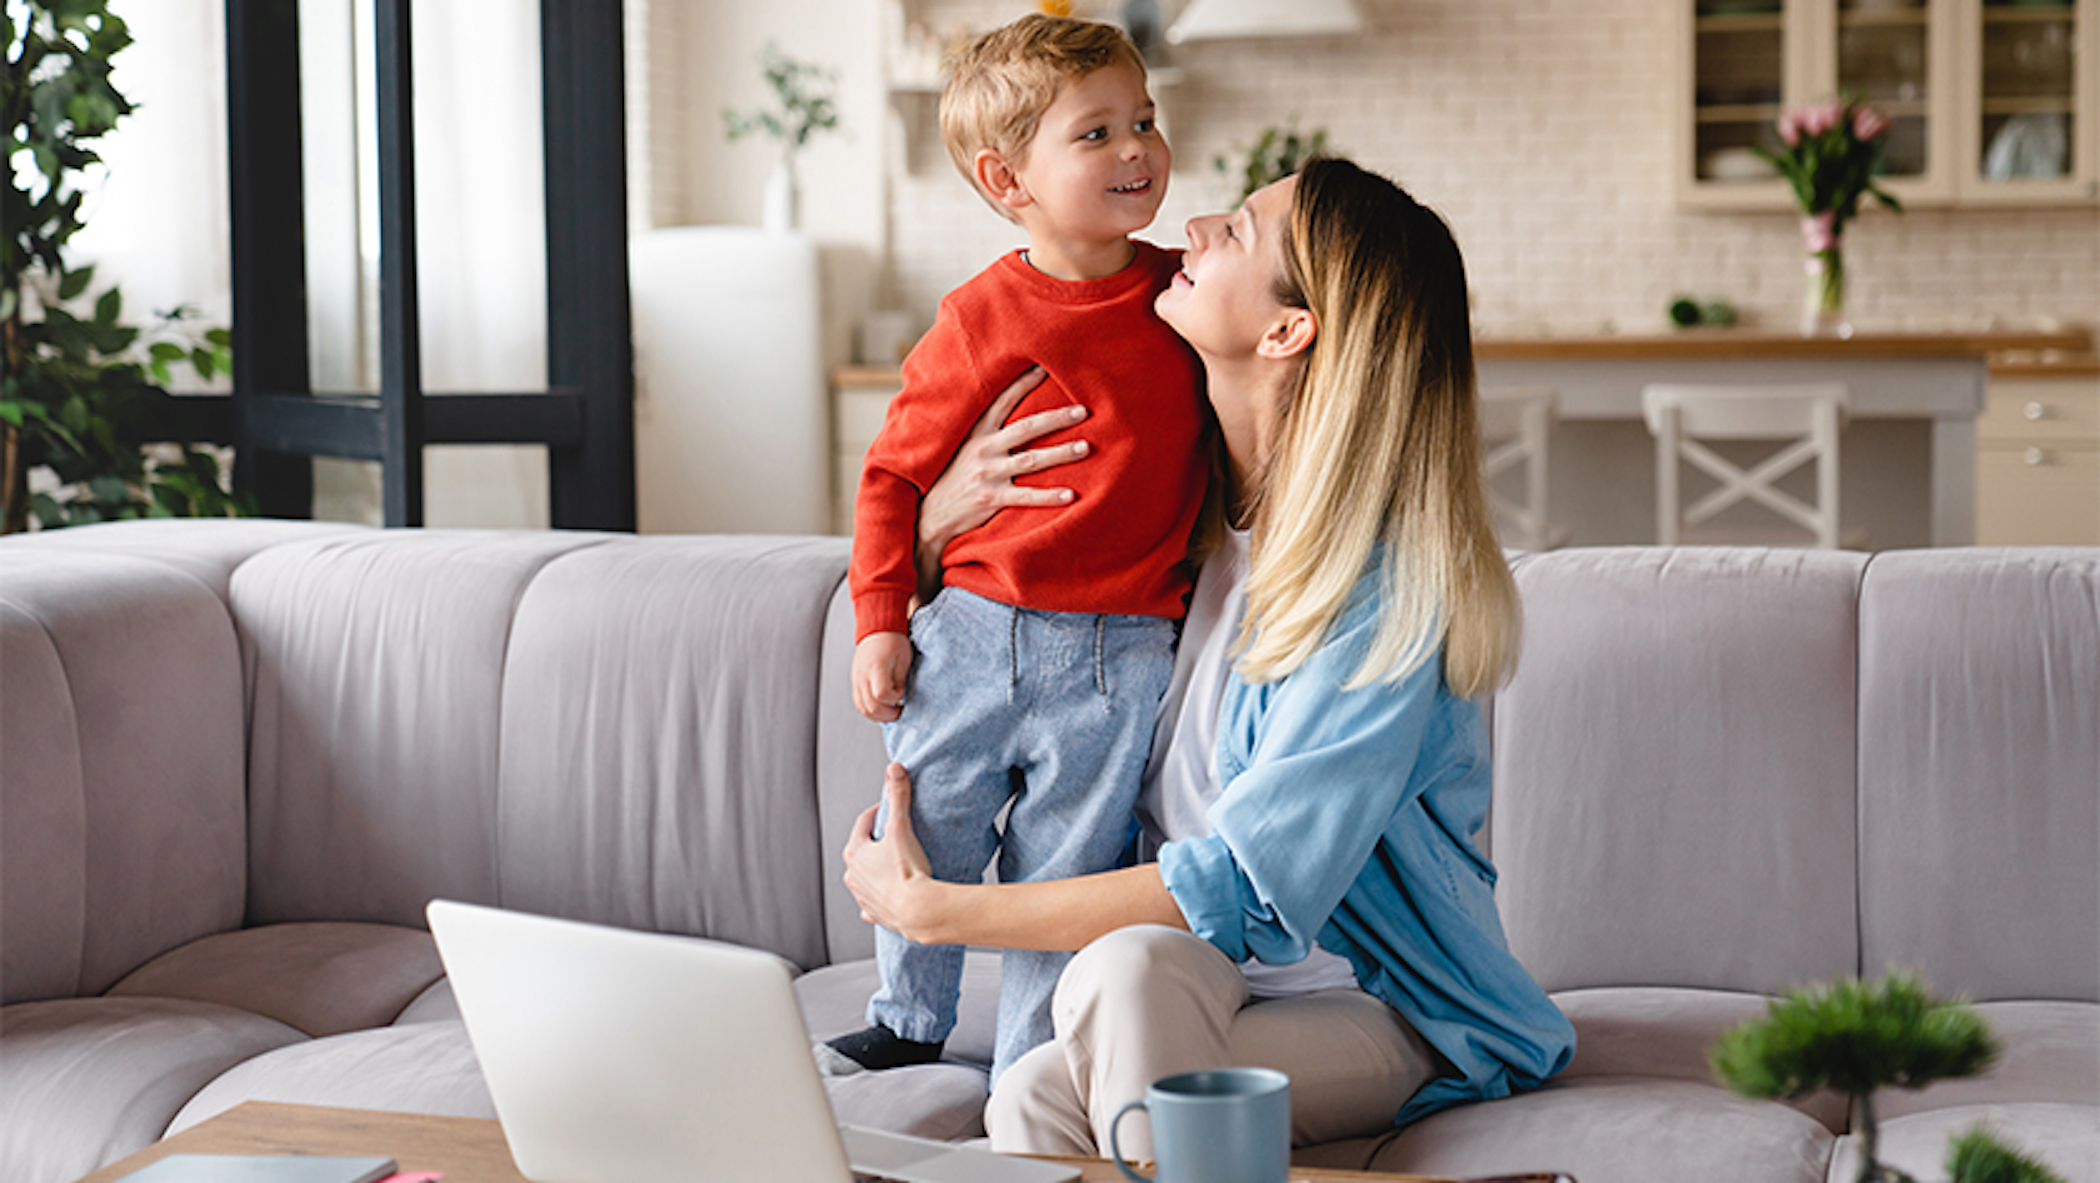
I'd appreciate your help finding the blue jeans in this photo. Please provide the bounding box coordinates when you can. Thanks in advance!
[868,587,1176,1083]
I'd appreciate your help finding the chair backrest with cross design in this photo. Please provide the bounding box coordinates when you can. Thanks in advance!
[1480,386,1569,552]
[1642,382,1850,549]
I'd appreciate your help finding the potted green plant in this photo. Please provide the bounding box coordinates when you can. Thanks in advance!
[1711,970,2014,1183]
[1212,122,1330,203]
[3,0,247,531]
[722,42,841,233]
[1945,1124,2069,1183]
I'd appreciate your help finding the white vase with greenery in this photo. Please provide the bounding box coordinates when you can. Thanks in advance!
[724,44,840,234]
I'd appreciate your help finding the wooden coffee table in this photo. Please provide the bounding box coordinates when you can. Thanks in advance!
[75,1101,1449,1183]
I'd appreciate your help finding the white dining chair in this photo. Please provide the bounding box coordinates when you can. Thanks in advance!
[1479,386,1569,551]
[1642,382,1853,549]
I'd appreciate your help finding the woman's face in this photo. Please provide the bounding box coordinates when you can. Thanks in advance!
[1154,174,1299,364]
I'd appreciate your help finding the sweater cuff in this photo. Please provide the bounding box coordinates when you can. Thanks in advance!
[1158,835,1247,963]
[854,591,915,643]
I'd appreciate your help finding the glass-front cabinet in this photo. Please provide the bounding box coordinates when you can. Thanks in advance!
[1677,0,2098,207]
[1962,0,2094,202]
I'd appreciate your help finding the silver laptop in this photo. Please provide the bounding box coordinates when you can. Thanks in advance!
[427,899,1078,1183]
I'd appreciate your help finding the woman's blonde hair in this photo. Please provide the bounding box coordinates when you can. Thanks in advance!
[939,15,1145,215]
[1236,158,1519,699]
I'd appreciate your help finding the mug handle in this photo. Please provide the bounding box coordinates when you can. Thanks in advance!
[1107,1098,1153,1183]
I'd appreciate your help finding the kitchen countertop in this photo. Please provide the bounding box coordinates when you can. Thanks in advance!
[1473,328,2090,361]
[835,329,2092,385]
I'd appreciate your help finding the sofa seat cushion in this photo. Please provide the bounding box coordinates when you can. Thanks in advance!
[107,922,444,1038]
[393,977,461,1025]
[1552,986,1849,1131]
[1875,1001,2100,1121]
[821,1063,996,1142]
[167,1020,495,1136]
[0,996,305,1183]
[1298,1077,1838,1183]
[794,954,1004,1140]
[793,952,1001,1071]
[1829,1103,2100,1183]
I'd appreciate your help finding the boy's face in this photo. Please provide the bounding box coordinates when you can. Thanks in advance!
[1008,63,1170,248]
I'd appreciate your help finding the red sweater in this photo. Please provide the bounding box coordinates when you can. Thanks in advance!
[851,242,1207,641]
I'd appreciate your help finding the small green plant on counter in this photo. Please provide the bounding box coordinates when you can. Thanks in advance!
[1667,294,1737,329]
[722,42,841,151]
[1946,1124,2067,1183]
[1710,971,2001,1183]
[4,0,248,531]
[1213,122,1330,203]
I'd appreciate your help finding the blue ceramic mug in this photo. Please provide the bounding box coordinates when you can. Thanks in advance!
[1108,1067,1291,1183]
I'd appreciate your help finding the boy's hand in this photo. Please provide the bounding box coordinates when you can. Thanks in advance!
[853,632,914,723]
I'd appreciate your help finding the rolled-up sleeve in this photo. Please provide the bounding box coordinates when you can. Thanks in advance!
[1157,603,1444,967]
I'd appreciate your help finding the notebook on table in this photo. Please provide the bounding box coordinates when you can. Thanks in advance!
[426,899,1078,1183]
[116,1156,398,1183]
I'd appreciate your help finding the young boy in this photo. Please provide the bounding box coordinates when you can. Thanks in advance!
[821,15,1207,1084]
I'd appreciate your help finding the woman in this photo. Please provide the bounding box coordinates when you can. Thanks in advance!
[844,158,1575,1157]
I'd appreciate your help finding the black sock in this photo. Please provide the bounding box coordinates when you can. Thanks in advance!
[823,1024,945,1071]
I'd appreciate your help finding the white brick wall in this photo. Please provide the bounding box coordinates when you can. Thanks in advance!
[879,0,2099,337]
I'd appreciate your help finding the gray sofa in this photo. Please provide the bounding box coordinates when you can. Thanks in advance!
[2,520,2093,1183]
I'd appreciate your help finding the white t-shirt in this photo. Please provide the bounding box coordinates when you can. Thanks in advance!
[1135,529,1362,1000]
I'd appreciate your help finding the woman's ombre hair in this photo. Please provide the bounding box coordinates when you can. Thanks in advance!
[1237,158,1518,698]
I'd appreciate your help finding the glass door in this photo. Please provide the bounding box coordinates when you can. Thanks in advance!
[1834,0,1943,186]
[1687,0,1794,202]
[1962,0,2093,200]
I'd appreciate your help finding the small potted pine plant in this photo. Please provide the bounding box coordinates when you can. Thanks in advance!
[1945,1124,2069,1183]
[1711,971,2004,1183]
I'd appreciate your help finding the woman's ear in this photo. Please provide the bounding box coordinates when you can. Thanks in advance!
[1256,308,1317,361]
[974,149,1032,213]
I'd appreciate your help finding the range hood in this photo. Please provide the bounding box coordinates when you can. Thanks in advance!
[1165,0,1366,44]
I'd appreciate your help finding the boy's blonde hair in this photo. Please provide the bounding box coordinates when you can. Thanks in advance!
[940,15,1146,211]
[1238,158,1520,700]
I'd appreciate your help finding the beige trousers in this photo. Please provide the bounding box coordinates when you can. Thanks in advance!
[984,925,1445,1159]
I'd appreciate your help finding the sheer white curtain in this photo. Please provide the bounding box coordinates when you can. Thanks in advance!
[302,0,552,527]
[72,0,558,527]
[67,0,231,380]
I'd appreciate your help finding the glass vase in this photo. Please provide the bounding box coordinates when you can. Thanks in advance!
[1802,246,1847,337]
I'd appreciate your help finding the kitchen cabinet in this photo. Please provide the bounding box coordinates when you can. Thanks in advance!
[1976,355,2100,544]
[1676,0,2099,209]
[832,367,904,535]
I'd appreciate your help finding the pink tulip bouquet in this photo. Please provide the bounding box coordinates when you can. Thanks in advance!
[1757,98,1904,333]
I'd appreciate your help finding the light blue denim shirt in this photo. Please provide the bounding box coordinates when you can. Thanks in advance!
[1156,569,1576,1125]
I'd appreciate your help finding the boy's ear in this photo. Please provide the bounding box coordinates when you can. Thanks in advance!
[974,148,1033,213]
[1257,308,1317,361]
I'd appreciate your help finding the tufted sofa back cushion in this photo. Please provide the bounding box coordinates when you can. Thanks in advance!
[1491,547,1869,994]
[0,550,247,1001]
[230,529,852,968]
[494,536,849,970]
[235,530,614,927]
[1857,549,2099,1002]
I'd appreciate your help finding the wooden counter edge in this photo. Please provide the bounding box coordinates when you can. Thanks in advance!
[76,1102,1458,1183]
[836,330,2093,385]
[1473,329,2090,361]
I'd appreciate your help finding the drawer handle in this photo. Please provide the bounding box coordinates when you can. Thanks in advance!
[2023,447,2057,467]
[2022,401,2052,422]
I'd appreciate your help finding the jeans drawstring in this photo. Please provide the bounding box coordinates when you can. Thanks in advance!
[1008,604,1021,703]
[1093,614,1108,702]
